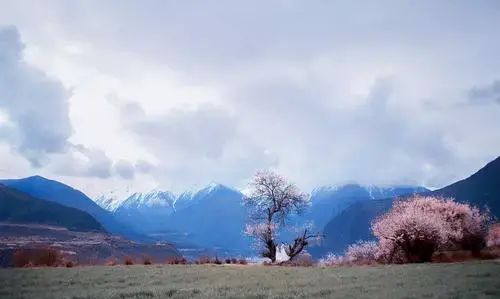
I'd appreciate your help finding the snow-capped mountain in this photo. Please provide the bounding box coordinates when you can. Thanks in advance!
[120,189,176,210]
[173,182,239,210]
[94,188,133,212]
[94,182,428,256]
[164,183,250,253]
[307,184,429,230]
[97,182,250,254]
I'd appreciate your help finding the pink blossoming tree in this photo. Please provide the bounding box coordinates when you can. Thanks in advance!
[372,196,490,263]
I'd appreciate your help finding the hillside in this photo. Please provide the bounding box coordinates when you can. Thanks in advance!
[430,156,500,217]
[0,176,148,242]
[0,184,104,232]
[0,223,180,267]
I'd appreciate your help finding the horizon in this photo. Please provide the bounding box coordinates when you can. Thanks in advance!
[1,1,500,199]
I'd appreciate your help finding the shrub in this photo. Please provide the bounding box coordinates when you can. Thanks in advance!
[34,248,61,267]
[165,257,187,265]
[238,258,248,265]
[12,248,61,267]
[214,257,222,265]
[231,258,238,264]
[283,253,313,267]
[319,253,347,267]
[124,256,134,265]
[487,223,500,247]
[143,256,153,265]
[345,241,379,264]
[372,196,490,263]
[106,257,118,266]
[65,261,75,268]
[13,250,32,267]
[225,258,231,264]
[195,256,211,265]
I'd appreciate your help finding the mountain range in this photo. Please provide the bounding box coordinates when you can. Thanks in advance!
[95,182,428,255]
[1,156,498,260]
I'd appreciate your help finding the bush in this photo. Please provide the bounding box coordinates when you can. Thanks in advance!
[12,250,32,267]
[487,223,500,248]
[231,258,238,264]
[372,196,489,263]
[195,256,211,265]
[143,256,153,265]
[319,253,347,267]
[283,253,313,267]
[65,261,75,268]
[165,257,187,265]
[238,258,248,265]
[345,241,379,264]
[214,257,222,265]
[225,258,231,264]
[35,249,61,266]
[12,248,61,267]
[106,257,118,266]
[124,256,134,265]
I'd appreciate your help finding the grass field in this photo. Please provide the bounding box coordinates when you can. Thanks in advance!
[0,261,499,299]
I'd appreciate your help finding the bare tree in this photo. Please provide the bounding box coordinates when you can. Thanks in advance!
[244,170,321,263]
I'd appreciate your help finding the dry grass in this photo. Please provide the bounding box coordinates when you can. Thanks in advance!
[0,260,499,298]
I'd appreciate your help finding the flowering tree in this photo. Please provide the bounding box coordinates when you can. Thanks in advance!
[345,241,379,264]
[372,196,490,263]
[486,223,500,248]
[244,170,320,262]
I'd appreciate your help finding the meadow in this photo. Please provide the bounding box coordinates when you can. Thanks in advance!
[0,260,499,299]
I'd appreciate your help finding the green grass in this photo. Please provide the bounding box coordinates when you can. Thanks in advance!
[0,261,499,299]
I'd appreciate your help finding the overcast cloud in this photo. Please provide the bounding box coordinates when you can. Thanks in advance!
[0,1,499,197]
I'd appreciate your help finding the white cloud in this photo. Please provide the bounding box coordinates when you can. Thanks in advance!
[0,1,499,197]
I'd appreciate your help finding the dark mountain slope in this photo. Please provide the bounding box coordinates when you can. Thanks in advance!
[430,156,500,217]
[0,184,104,232]
[0,176,147,241]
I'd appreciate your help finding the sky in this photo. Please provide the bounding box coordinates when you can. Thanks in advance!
[0,0,499,199]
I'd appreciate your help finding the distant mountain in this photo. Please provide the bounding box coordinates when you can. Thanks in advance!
[94,190,128,212]
[0,176,147,242]
[306,184,428,231]
[0,184,104,232]
[319,156,500,256]
[164,183,250,253]
[101,183,426,255]
[113,190,176,232]
[108,183,251,254]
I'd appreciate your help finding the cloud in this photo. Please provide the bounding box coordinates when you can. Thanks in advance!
[114,99,276,189]
[1,2,500,195]
[468,80,500,105]
[114,160,135,179]
[49,144,113,179]
[0,26,72,167]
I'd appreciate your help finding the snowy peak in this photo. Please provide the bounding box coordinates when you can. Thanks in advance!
[94,189,131,212]
[173,183,241,210]
[120,189,176,209]
[310,184,428,202]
